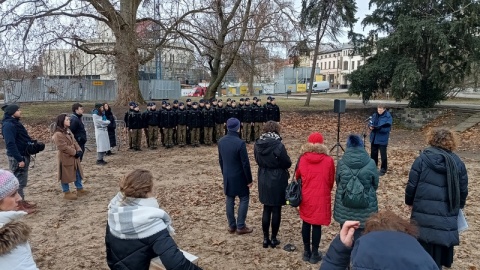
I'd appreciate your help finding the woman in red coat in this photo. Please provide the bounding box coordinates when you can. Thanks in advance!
[295,132,335,264]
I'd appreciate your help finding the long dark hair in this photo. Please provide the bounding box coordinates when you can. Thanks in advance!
[55,114,69,132]
[103,102,113,117]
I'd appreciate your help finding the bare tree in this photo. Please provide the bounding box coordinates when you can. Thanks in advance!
[300,0,357,106]
[0,0,207,105]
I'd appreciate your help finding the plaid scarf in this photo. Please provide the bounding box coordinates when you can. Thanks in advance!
[107,192,175,240]
[259,132,281,141]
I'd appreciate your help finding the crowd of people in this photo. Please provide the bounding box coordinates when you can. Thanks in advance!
[0,101,470,269]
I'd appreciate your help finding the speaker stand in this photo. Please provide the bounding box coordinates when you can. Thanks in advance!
[329,113,345,162]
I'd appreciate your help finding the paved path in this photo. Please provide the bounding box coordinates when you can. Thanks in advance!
[453,112,480,132]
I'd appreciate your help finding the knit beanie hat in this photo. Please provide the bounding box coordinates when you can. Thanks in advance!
[95,103,103,109]
[346,134,364,148]
[227,118,241,131]
[0,170,19,200]
[2,104,20,115]
[308,132,324,144]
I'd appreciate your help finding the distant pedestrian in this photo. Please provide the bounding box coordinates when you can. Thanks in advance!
[254,121,291,248]
[368,104,392,176]
[103,103,117,155]
[52,114,88,200]
[218,118,254,235]
[70,103,87,161]
[92,103,110,165]
[295,132,335,264]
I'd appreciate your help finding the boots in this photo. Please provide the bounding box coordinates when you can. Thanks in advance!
[270,237,280,248]
[309,250,322,264]
[18,201,36,214]
[263,232,271,248]
[64,191,77,200]
[76,189,90,197]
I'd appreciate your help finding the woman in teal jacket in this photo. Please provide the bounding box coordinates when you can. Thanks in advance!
[334,134,379,241]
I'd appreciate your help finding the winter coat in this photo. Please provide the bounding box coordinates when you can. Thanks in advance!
[161,109,177,128]
[69,113,87,146]
[265,103,275,121]
[240,105,253,123]
[321,231,439,270]
[369,110,392,145]
[126,110,143,129]
[0,211,38,270]
[271,104,280,122]
[334,146,379,227]
[92,114,111,153]
[254,134,292,206]
[202,107,215,127]
[252,105,266,123]
[295,143,335,225]
[176,109,188,125]
[214,106,226,124]
[145,110,161,126]
[405,147,468,247]
[187,108,203,128]
[226,106,242,122]
[218,131,253,197]
[52,128,84,183]
[2,114,32,162]
[104,110,117,148]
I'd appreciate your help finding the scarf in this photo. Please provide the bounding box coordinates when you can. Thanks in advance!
[422,147,460,213]
[259,132,281,141]
[0,211,27,227]
[107,192,175,240]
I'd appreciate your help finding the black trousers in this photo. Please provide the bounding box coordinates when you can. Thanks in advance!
[371,144,388,172]
[302,221,321,253]
[262,205,282,239]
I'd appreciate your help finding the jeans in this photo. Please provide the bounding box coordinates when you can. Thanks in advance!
[61,170,83,192]
[8,155,30,200]
[226,195,249,229]
[371,144,388,172]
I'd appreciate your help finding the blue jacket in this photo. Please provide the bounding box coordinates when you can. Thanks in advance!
[321,231,439,270]
[218,131,253,197]
[405,148,468,247]
[2,114,32,162]
[369,110,392,145]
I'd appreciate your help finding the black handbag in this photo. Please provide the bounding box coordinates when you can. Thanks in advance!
[285,155,302,207]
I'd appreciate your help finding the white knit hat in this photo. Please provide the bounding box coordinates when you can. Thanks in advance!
[0,169,19,200]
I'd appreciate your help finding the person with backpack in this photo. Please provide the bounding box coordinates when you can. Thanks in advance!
[295,132,335,264]
[333,134,379,242]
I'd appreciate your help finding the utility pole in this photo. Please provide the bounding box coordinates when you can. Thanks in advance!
[154,0,162,80]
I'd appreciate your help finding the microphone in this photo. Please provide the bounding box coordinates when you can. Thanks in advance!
[364,116,372,122]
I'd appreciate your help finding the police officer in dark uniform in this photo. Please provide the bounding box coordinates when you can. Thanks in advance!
[265,96,275,122]
[252,98,266,141]
[187,102,202,147]
[126,103,144,151]
[271,97,280,122]
[145,102,161,149]
[160,103,177,148]
[240,98,253,143]
[176,102,188,147]
[124,101,136,149]
[202,101,215,145]
[214,99,226,142]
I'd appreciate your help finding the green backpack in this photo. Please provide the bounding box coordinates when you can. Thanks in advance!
[341,167,369,209]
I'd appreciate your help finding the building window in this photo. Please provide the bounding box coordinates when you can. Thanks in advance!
[316,62,319,67]
[352,61,355,70]
[343,61,348,70]
[328,61,331,69]
[337,60,340,68]
[333,61,335,69]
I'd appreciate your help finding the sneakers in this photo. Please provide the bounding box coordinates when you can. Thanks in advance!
[76,189,90,197]
[309,251,322,264]
[18,200,37,214]
[236,226,253,235]
[227,226,237,234]
[63,191,77,200]
[96,160,108,165]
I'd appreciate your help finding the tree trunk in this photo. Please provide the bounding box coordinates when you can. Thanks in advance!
[248,73,254,96]
[114,36,144,105]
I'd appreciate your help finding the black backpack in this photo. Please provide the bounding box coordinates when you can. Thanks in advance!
[285,155,302,207]
[341,167,369,209]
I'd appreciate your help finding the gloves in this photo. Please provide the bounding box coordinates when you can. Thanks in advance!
[74,151,83,158]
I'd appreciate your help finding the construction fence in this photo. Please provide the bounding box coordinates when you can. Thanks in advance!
[2,78,181,103]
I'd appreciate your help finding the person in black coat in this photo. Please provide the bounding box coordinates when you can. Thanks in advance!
[160,103,177,148]
[218,118,253,235]
[187,102,202,147]
[70,103,87,161]
[214,100,226,142]
[254,121,291,248]
[240,98,253,143]
[105,169,201,270]
[103,103,117,155]
[176,102,188,147]
[202,101,215,145]
[252,99,266,140]
[321,211,438,270]
[271,98,280,122]
[405,128,468,269]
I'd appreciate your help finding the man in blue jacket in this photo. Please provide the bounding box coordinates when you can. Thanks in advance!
[368,104,392,176]
[218,118,253,235]
[70,103,87,161]
[1,104,36,214]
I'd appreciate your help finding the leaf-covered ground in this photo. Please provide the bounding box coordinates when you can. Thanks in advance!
[0,110,478,270]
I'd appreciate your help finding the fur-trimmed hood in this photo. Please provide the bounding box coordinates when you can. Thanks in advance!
[0,220,31,255]
[300,142,329,156]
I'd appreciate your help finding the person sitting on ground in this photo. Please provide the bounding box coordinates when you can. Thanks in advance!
[0,169,38,269]
[320,210,438,270]
[105,169,201,270]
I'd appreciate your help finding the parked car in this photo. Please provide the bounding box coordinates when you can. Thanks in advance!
[311,81,329,93]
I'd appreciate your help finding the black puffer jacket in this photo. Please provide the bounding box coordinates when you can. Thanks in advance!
[105,225,201,270]
[254,134,292,206]
[405,147,468,247]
